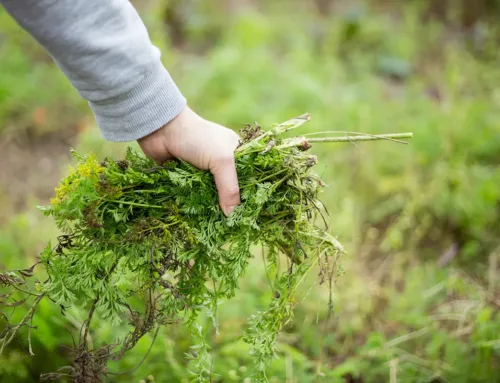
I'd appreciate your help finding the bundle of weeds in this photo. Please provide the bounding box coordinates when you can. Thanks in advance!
[0,114,411,382]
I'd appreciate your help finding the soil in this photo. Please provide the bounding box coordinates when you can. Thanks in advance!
[0,126,78,223]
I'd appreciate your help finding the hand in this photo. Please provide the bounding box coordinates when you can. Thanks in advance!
[137,106,241,216]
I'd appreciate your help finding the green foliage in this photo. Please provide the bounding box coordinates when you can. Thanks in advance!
[1,116,343,382]
[324,261,500,383]
[0,9,86,135]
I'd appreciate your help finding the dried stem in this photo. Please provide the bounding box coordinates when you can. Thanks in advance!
[0,292,45,355]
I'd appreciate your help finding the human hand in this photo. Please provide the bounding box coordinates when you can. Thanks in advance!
[137,106,241,216]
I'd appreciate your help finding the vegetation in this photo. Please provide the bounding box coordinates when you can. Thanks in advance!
[1,1,499,382]
[0,114,411,381]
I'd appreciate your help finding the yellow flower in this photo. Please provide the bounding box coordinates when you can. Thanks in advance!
[50,154,103,207]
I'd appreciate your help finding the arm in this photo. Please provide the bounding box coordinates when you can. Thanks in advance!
[1,0,184,141]
[1,0,240,215]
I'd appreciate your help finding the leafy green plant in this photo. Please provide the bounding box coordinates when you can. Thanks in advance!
[0,114,410,382]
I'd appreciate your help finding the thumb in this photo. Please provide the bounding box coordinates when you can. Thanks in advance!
[211,155,240,216]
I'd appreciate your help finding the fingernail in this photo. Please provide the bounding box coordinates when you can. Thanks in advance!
[225,205,237,216]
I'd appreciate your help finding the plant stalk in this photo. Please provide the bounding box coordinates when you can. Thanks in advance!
[307,132,413,144]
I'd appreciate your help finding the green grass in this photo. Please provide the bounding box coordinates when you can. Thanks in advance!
[0,10,86,136]
[1,1,499,382]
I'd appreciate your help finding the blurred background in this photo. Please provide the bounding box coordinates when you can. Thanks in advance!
[1,0,500,382]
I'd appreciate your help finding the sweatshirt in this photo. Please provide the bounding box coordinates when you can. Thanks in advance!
[0,0,187,142]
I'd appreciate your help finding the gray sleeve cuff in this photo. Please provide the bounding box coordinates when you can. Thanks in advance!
[89,62,187,142]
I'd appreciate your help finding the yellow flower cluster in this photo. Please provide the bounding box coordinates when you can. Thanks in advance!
[50,155,104,206]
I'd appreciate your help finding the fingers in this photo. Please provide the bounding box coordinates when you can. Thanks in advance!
[139,111,241,216]
[211,154,240,216]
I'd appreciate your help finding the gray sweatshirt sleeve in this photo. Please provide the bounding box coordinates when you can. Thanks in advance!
[1,0,187,142]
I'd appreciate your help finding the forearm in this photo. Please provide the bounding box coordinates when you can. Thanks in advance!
[1,0,186,141]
